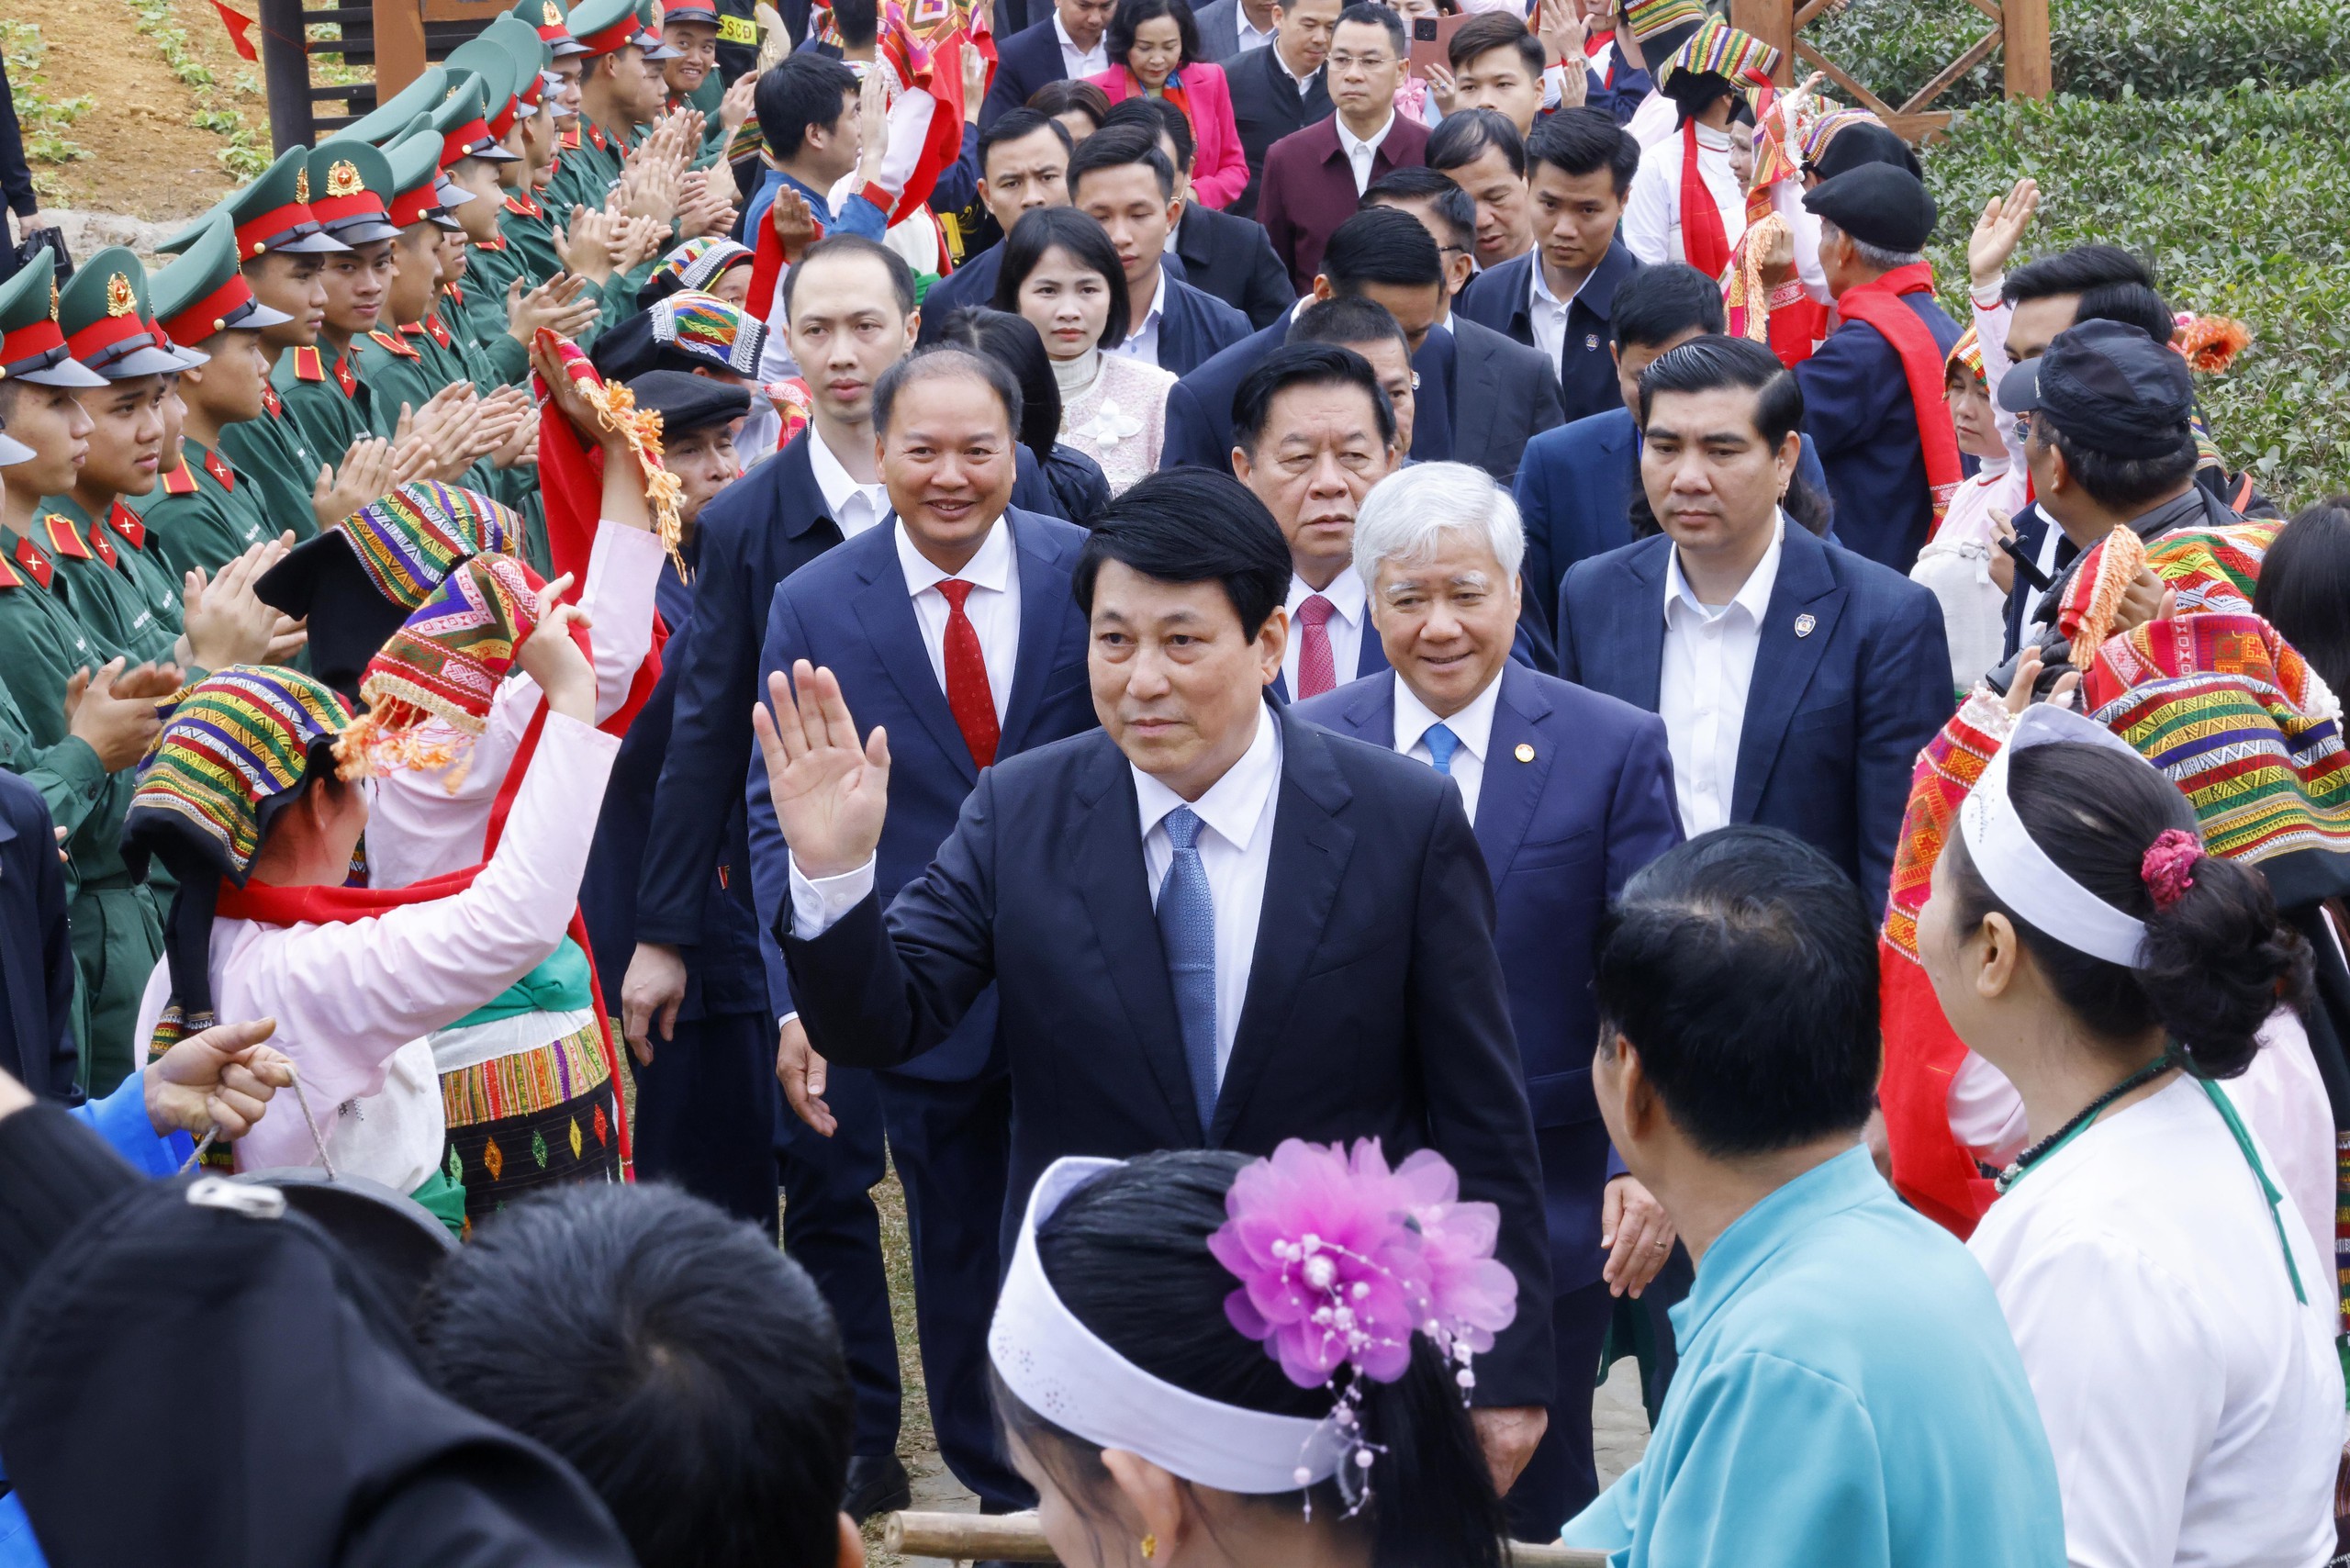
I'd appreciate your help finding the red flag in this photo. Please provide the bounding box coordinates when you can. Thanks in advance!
[211,0,260,61]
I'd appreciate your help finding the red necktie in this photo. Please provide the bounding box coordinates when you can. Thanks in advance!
[936,579,1000,768]
[1295,593,1337,698]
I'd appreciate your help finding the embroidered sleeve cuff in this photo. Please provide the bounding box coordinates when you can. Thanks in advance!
[788,854,877,939]
[1766,279,1807,309]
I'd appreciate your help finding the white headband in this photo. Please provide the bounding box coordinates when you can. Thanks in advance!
[988,1158,1348,1495]
[1958,702,2161,967]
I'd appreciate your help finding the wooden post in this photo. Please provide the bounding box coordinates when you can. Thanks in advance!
[373,0,430,98]
[2001,0,2051,98]
[1729,0,1796,86]
[255,0,316,151]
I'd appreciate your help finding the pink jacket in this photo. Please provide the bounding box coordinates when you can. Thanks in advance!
[1087,61,1250,210]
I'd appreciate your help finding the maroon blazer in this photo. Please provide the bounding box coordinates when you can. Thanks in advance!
[1256,111,1431,294]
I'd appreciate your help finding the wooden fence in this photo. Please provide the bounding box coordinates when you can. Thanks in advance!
[1729,0,2051,141]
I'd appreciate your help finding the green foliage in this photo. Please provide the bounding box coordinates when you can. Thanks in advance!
[0,19,95,172]
[1806,0,2350,109]
[1923,81,2350,505]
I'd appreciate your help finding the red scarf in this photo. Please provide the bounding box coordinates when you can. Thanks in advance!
[1677,118,1730,282]
[1831,261,1964,536]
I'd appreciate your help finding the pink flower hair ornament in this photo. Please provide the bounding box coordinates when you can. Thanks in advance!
[1207,1138,1518,1512]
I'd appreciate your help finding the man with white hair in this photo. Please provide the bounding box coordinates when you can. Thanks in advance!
[1292,460,1684,1540]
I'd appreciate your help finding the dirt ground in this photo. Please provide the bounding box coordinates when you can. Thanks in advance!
[10,0,282,220]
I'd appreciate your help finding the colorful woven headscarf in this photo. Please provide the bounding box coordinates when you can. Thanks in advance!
[653,289,766,376]
[648,237,753,299]
[1947,324,1985,387]
[1658,16,1780,89]
[338,554,544,785]
[1800,106,1886,167]
[1623,0,1705,41]
[340,481,526,612]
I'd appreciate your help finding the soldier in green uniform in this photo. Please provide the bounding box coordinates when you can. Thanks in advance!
[143,221,293,575]
[157,150,357,545]
[0,261,176,1094]
[428,75,535,388]
[349,129,472,437]
[275,140,403,461]
[543,0,673,220]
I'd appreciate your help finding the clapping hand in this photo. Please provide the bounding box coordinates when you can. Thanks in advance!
[311,435,397,530]
[751,660,890,880]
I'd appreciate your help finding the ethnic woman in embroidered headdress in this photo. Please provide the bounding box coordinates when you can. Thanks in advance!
[989,1141,1516,1568]
[1914,700,2342,1566]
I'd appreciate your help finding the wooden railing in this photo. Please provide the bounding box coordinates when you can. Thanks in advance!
[1728,0,2051,141]
[256,0,504,149]
[882,1511,1612,1565]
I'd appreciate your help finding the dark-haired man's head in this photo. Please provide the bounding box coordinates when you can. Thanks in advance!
[1072,468,1294,799]
[1232,342,1399,594]
[755,54,864,188]
[1363,166,1475,302]
[873,346,1023,565]
[1448,13,1545,135]
[1527,107,1637,296]
[1328,4,1405,136]
[1998,243,2154,364]
[1068,126,1181,312]
[830,0,878,45]
[1027,76,1112,141]
[2073,280,2176,353]
[1057,0,1119,54]
[414,1184,860,1568]
[1273,0,1343,77]
[1291,294,1416,452]
[977,109,1074,236]
[1427,107,1530,269]
[1637,334,1804,580]
[780,235,920,439]
[1610,262,1726,417]
[1594,826,1881,1191]
[2001,319,2199,541]
[1313,205,1446,353]
[1103,96,1197,199]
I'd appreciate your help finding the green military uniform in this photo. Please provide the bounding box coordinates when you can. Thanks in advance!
[282,140,406,458]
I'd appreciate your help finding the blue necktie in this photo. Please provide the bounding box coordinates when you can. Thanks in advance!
[1156,806,1220,1134]
[1423,722,1461,776]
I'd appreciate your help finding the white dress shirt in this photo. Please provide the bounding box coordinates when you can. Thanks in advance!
[807,420,891,538]
[788,703,1285,1092]
[1281,565,1367,696]
[1235,2,1276,51]
[1393,668,1500,823]
[1335,111,1395,196]
[1134,703,1281,1085]
[1527,257,1592,375]
[1113,268,1168,365]
[1272,41,1320,96]
[1054,12,1110,78]
[1658,513,1783,836]
[896,514,1021,720]
[130,714,621,1192]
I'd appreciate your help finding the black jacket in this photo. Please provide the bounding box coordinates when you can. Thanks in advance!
[1175,200,1295,330]
[0,769,76,1102]
[1223,40,1331,220]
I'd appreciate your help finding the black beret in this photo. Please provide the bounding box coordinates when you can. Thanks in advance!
[1807,121,1921,183]
[1803,162,1938,254]
[628,369,753,437]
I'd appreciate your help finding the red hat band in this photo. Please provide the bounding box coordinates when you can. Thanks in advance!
[388,180,442,229]
[158,276,261,346]
[234,201,321,257]
[0,319,69,372]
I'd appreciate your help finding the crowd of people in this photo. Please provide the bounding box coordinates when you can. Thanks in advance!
[0,0,2345,1563]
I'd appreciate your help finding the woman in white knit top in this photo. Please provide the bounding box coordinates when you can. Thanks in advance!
[996,207,1174,495]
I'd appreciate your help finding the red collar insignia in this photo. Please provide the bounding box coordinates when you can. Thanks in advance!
[203,448,236,491]
[333,354,358,396]
[261,383,283,417]
[107,502,147,551]
[37,513,92,562]
[292,345,326,382]
[84,516,118,568]
[11,534,53,590]
[426,313,453,349]
[372,329,422,359]
[502,192,543,218]
[162,463,199,496]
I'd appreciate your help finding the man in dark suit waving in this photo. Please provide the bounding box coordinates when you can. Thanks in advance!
[747,347,1101,1513]
[761,465,1557,1495]
[1555,336,1951,914]
[1293,460,1683,1539]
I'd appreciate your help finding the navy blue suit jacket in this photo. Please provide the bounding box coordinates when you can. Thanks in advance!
[1554,524,1953,912]
[0,769,76,1103]
[979,18,1066,129]
[746,509,1099,1081]
[637,430,1062,946]
[1795,293,1964,573]
[1454,241,1641,428]
[1154,275,1253,378]
[779,702,1556,1404]
[1513,406,1831,645]
[1293,664,1681,1292]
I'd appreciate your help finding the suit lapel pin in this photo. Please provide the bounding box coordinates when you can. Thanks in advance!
[1515,742,1535,763]
[1794,612,1818,639]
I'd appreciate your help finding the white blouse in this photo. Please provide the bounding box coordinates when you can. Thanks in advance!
[1056,349,1176,496]
[1967,1075,2343,1568]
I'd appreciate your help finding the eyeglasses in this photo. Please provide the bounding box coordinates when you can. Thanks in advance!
[1327,50,1393,71]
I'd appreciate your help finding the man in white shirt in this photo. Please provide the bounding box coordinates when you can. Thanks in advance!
[1225,341,1401,700]
[1055,0,1112,77]
[1292,459,1682,1540]
[760,460,1557,1500]
[749,345,1102,1515]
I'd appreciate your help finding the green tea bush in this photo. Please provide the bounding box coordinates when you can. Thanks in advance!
[1922,81,2350,504]
[1806,0,2350,107]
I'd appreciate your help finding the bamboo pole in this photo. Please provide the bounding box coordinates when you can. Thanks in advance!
[880,1512,1614,1565]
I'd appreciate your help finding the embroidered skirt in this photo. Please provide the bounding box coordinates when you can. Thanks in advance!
[437,1018,619,1234]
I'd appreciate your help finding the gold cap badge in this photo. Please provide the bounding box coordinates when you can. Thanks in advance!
[296,166,311,203]
[106,274,136,318]
[327,160,364,198]
[543,1,562,21]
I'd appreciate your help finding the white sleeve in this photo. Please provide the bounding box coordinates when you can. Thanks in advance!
[226,712,621,1170]
[1621,153,1674,266]
[1770,177,1830,302]
[876,86,935,197]
[1972,287,2029,467]
[578,519,666,722]
[1996,1226,2215,1568]
[789,853,878,938]
[1947,1049,2030,1168]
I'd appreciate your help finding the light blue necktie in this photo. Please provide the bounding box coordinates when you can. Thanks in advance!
[1156,806,1220,1134]
[1423,722,1461,776]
